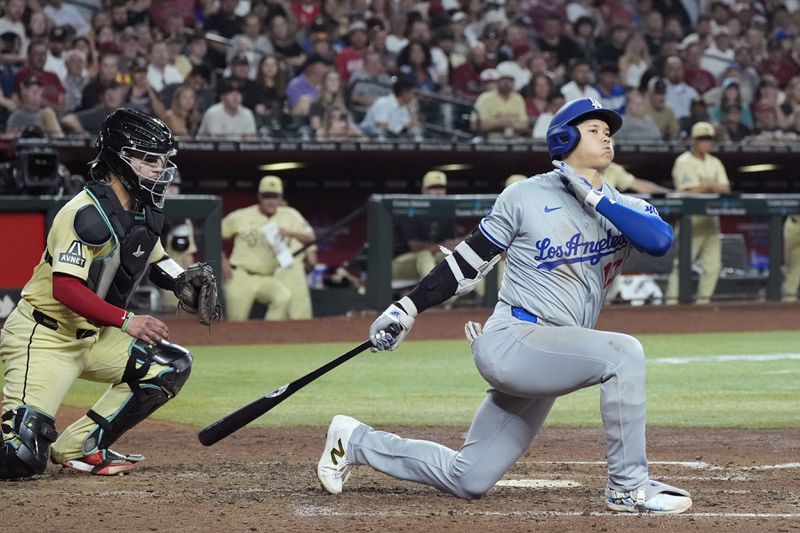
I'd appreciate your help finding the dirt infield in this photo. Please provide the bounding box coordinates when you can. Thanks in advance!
[5,303,800,532]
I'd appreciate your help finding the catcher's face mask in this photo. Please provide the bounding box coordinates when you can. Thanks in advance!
[120,148,177,208]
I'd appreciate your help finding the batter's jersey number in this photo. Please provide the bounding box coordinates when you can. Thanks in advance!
[603,259,623,289]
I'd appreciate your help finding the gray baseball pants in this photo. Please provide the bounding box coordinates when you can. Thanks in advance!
[348,322,649,499]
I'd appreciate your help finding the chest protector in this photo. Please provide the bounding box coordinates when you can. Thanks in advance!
[79,184,164,308]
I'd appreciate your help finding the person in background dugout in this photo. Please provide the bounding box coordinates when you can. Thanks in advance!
[391,171,461,282]
[665,121,731,305]
[602,162,671,194]
[782,216,800,303]
[222,176,316,321]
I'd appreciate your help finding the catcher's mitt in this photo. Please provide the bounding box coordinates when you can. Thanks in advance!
[175,262,222,326]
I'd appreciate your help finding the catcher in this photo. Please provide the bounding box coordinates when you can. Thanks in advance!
[0,108,220,479]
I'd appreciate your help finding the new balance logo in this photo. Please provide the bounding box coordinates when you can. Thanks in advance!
[544,205,562,213]
[132,245,145,258]
[329,438,345,465]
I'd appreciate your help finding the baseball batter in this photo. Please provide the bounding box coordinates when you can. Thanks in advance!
[665,121,731,305]
[317,98,693,514]
[0,109,215,479]
[222,176,315,321]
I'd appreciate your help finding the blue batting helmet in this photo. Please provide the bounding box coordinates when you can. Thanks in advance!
[546,98,623,159]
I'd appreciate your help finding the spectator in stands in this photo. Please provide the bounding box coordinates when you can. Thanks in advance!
[61,80,124,135]
[642,10,665,58]
[571,16,598,67]
[335,20,369,85]
[451,42,492,100]
[391,170,460,283]
[80,52,118,110]
[308,27,335,64]
[315,104,363,140]
[185,32,213,72]
[594,62,626,115]
[147,40,184,93]
[44,27,69,82]
[0,0,27,64]
[715,103,752,142]
[663,55,699,129]
[531,90,565,139]
[778,76,800,129]
[596,24,630,66]
[309,68,344,135]
[782,215,800,302]
[602,162,671,194]
[397,41,438,92]
[163,84,201,136]
[683,42,716,96]
[748,99,783,141]
[117,27,142,75]
[44,0,91,38]
[535,15,582,75]
[709,78,753,129]
[617,31,650,90]
[560,58,601,102]
[700,27,736,81]
[62,49,89,113]
[366,17,393,70]
[203,0,244,69]
[286,53,328,117]
[759,38,797,89]
[348,49,392,108]
[666,121,731,305]
[471,63,528,139]
[290,0,321,29]
[613,89,662,145]
[359,77,421,139]
[5,74,63,136]
[269,15,306,71]
[495,43,533,92]
[197,78,258,138]
[222,175,316,321]
[176,65,215,113]
[227,13,273,72]
[521,71,553,121]
[14,41,65,112]
[245,54,288,125]
[644,77,680,140]
[682,98,711,137]
[225,54,258,100]
[385,11,408,57]
[127,55,167,118]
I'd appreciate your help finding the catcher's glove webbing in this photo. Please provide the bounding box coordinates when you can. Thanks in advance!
[175,262,222,326]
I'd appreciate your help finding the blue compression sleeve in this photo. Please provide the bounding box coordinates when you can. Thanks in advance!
[595,196,674,256]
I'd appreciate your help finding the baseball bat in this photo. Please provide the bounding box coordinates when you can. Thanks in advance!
[197,323,400,446]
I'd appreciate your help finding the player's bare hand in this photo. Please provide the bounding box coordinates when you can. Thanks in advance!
[124,315,170,345]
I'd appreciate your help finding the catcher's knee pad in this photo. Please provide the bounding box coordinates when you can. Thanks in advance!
[0,406,58,479]
[81,340,193,454]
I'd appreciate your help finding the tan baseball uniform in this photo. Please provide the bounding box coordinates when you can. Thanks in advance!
[783,215,800,302]
[0,190,171,463]
[602,162,636,191]
[222,204,314,320]
[665,150,730,304]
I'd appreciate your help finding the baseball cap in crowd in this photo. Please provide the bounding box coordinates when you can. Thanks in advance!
[259,175,284,195]
[347,20,368,34]
[647,77,667,94]
[131,55,149,72]
[218,77,243,96]
[20,72,44,88]
[721,77,740,90]
[422,170,447,190]
[301,53,331,72]
[480,68,500,82]
[690,121,715,139]
[504,174,526,188]
[231,54,249,66]
[50,26,68,41]
[511,43,531,58]
[450,11,467,23]
[121,27,139,41]
[496,62,516,80]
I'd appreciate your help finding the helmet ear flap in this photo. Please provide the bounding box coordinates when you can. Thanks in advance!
[546,124,581,159]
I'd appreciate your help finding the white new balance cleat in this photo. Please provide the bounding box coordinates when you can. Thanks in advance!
[606,480,692,514]
[317,415,362,494]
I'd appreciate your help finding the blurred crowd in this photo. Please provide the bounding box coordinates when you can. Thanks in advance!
[1,0,800,143]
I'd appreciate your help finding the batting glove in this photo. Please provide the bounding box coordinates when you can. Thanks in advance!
[552,160,606,210]
[369,296,417,352]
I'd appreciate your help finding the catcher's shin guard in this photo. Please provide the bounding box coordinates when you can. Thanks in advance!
[0,406,58,479]
[80,340,193,455]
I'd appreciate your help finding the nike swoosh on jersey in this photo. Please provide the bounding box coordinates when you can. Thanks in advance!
[544,206,562,213]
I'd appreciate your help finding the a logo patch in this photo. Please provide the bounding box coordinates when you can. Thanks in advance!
[132,245,145,258]
[544,205,562,213]
[58,240,86,267]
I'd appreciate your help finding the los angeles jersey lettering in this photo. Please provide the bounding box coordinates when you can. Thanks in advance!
[480,172,657,329]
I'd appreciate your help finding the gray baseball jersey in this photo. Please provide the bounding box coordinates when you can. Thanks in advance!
[348,171,661,498]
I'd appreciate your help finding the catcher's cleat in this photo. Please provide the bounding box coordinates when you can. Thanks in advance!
[317,415,361,494]
[58,448,144,476]
[606,480,692,514]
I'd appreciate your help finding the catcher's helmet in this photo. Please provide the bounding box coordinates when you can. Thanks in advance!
[546,98,622,159]
[91,107,177,208]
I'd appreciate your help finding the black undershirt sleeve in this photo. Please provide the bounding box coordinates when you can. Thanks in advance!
[402,226,504,314]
